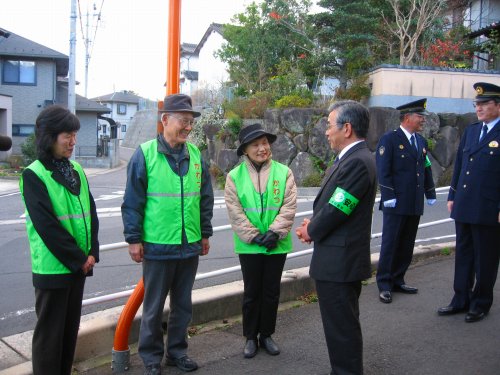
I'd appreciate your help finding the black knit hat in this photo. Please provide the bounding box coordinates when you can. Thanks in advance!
[237,123,277,156]
[159,93,201,117]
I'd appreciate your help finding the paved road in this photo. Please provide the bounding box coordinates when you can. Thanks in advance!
[78,255,500,375]
[0,146,456,337]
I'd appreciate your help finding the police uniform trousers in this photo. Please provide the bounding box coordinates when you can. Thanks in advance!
[139,256,199,366]
[377,213,420,291]
[239,253,287,339]
[451,221,500,313]
[316,280,363,375]
[32,275,86,375]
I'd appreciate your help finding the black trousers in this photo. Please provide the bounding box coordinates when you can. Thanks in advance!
[315,280,363,375]
[451,221,500,313]
[377,213,420,291]
[32,276,86,375]
[239,253,287,339]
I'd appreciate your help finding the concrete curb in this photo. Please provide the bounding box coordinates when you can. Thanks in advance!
[0,242,455,375]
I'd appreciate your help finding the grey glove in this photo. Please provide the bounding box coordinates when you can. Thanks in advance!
[260,230,279,251]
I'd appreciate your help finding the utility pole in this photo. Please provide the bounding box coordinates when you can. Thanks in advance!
[68,0,77,114]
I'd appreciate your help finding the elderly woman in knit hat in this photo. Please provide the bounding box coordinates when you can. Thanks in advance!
[224,123,297,359]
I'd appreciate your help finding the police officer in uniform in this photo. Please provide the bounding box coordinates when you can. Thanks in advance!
[438,82,500,323]
[376,99,436,303]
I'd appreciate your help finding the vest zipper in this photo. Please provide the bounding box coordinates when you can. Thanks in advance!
[78,195,89,252]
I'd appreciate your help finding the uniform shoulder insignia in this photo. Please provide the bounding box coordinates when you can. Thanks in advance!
[379,146,385,155]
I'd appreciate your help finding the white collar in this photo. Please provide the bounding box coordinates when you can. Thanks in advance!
[337,140,363,160]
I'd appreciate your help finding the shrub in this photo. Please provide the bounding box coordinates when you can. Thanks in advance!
[274,94,312,108]
[334,75,371,101]
[223,92,272,119]
[190,111,226,150]
[21,133,37,166]
[301,172,323,187]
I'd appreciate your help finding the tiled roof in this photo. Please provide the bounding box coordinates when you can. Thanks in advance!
[56,84,111,113]
[0,28,68,75]
[90,91,142,104]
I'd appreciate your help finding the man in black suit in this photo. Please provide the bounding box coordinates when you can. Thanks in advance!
[376,99,436,304]
[438,82,500,323]
[296,100,377,375]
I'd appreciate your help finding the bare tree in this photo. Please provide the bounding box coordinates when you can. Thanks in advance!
[383,0,447,65]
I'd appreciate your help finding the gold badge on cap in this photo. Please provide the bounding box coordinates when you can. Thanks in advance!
[489,140,499,148]
[379,146,385,156]
[399,144,404,149]
[476,86,484,95]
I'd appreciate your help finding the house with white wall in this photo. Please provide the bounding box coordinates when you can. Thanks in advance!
[0,27,111,165]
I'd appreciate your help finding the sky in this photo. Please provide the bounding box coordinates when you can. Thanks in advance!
[0,0,254,100]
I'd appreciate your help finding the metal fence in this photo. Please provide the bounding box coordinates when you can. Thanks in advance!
[82,187,453,307]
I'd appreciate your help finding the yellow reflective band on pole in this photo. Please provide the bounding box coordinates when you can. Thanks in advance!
[329,187,359,215]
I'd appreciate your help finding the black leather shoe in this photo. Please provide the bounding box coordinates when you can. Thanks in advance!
[465,311,486,323]
[243,339,258,358]
[259,335,280,355]
[393,284,418,294]
[166,356,198,372]
[437,305,466,316]
[379,291,392,303]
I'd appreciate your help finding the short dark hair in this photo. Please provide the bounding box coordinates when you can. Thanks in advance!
[35,105,80,160]
[329,100,370,139]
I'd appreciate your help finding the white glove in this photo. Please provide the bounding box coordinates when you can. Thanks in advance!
[427,199,436,206]
[383,199,397,208]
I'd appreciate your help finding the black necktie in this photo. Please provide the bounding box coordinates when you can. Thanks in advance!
[479,124,488,141]
[410,134,418,152]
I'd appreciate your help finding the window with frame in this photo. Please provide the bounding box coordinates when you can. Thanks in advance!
[117,103,127,115]
[12,124,35,136]
[2,60,36,85]
[121,124,127,133]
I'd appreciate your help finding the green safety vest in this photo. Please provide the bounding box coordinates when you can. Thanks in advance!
[140,140,202,244]
[20,160,91,275]
[229,160,292,255]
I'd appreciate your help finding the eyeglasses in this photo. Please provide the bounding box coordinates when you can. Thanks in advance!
[168,114,195,127]
[473,100,494,108]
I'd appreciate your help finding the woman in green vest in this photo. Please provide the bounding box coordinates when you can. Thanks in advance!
[225,123,297,359]
[19,105,99,375]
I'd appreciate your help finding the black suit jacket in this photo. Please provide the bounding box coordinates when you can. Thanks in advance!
[309,141,377,282]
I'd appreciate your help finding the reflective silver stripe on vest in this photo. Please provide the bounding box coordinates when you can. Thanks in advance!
[147,192,201,197]
[25,212,90,222]
[243,207,280,212]
[57,212,91,221]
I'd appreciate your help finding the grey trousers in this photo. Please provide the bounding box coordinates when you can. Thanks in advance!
[139,256,199,366]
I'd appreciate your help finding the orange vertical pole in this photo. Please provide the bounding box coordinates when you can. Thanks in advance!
[157,0,181,134]
[113,1,182,372]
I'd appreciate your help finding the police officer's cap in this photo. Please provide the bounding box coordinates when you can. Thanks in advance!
[396,98,429,115]
[473,82,500,103]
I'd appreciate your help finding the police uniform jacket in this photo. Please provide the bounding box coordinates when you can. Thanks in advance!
[376,128,436,216]
[309,142,377,282]
[448,119,500,226]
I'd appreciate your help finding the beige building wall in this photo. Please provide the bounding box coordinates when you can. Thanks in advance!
[367,66,500,113]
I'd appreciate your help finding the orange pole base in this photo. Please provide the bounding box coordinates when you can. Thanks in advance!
[113,277,145,352]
